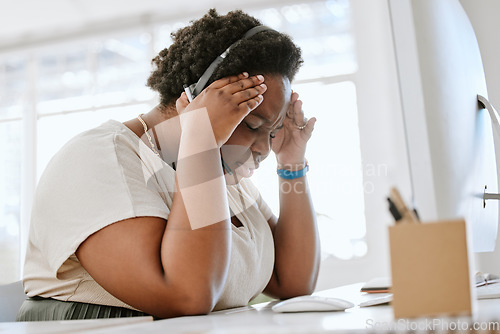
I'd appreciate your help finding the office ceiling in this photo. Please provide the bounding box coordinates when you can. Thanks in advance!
[0,0,289,52]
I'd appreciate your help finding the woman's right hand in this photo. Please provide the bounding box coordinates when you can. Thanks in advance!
[176,73,267,147]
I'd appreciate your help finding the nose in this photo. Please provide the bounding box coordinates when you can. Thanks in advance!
[251,132,271,161]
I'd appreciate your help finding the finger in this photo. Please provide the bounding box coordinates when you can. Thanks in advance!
[225,75,265,94]
[303,117,317,136]
[292,100,306,126]
[209,72,249,89]
[237,94,264,114]
[176,92,189,111]
[232,83,267,103]
[287,94,300,118]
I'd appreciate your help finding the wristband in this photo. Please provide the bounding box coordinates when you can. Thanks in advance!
[277,163,309,180]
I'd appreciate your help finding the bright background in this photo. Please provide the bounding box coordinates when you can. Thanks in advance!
[1,0,499,289]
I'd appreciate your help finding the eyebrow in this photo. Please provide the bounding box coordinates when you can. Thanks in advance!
[250,113,272,124]
[248,112,284,130]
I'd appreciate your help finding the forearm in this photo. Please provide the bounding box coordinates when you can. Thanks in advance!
[160,186,231,311]
[160,124,232,311]
[273,175,320,296]
[154,76,264,311]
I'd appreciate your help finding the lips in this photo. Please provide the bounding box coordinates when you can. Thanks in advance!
[234,161,259,178]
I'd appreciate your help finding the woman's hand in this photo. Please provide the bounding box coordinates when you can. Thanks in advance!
[271,91,316,167]
[176,73,267,147]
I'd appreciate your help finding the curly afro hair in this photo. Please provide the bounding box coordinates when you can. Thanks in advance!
[147,9,303,107]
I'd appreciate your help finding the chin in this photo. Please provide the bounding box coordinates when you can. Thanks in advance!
[224,166,255,185]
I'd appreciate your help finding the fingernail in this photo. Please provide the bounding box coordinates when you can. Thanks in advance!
[242,72,249,77]
[260,83,267,89]
[257,75,264,81]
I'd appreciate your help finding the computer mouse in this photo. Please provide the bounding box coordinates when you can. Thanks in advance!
[271,295,355,313]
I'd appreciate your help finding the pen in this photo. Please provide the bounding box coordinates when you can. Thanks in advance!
[387,197,403,221]
[389,187,419,224]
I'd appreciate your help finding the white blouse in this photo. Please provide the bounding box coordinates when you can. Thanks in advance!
[23,120,275,311]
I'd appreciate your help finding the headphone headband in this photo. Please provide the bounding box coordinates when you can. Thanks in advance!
[184,25,274,101]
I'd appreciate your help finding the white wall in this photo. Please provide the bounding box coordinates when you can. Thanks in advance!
[315,0,412,290]
[460,0,500,274]
[291,0,500,289]
[323,0,500,289]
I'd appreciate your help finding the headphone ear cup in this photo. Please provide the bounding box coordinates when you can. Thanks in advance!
[185,25,274,100]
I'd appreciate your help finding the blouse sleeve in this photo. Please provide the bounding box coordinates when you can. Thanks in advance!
[30,124,175,277]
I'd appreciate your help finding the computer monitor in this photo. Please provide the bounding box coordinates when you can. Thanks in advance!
[388,0,499,252]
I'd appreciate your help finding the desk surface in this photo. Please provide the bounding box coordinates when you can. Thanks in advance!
[4,283,500,333]
[69,283,500,333]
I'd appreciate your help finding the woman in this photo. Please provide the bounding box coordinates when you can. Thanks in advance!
[19,9,320,320]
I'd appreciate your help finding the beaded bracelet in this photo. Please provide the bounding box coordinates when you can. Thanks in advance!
[277,163,309,180]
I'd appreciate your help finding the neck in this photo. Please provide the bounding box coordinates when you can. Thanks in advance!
[143,104,178,128]
[124,104,181,165]
[125,104,175,134]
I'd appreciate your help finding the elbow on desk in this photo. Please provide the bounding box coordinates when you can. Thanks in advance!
[267,254,320,300]
[268,281,317,300]
[286,275,319,298]
[150,287,218,319]
[280,285,316,299]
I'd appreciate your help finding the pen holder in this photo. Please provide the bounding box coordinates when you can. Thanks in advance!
[389,218,474,319]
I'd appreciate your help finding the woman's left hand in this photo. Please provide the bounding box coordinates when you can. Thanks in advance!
[271,91,316,167]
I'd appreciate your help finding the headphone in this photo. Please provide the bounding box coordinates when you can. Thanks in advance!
[184,25,274,102]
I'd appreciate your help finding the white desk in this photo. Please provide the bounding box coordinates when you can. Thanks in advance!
[6,284,500,333]
[73,283,500,333]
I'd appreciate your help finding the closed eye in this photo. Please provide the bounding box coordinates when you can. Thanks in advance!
[270,124,284,138]
[245,122,259,132]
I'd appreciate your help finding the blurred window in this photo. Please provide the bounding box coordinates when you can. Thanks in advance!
[0,0,364,284]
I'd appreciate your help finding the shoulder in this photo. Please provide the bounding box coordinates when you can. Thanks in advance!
[30,121,172,275]
[34,120,150,210]
[42,120,144,176]
[62,120,139,156]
